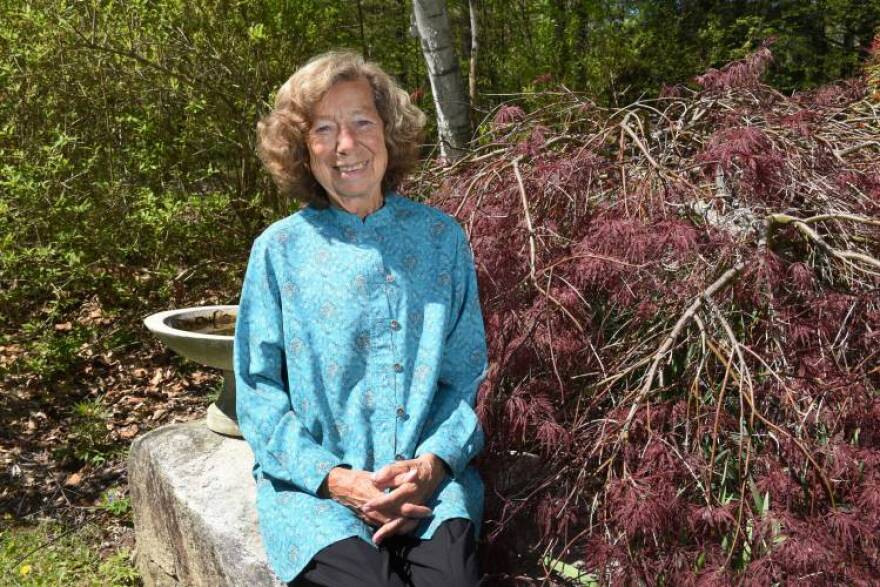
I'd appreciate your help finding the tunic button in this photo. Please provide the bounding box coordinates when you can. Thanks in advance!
[396,406,406,418]
[390,320,400,331]
[393,363,403,373]
[395,454,405,461]
[385,273,395,283]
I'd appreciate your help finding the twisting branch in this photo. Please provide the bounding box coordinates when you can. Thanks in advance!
[767,213,880,273]
[512,156,537,283]
[619,261,746,440]
[620,113,661,170]
[512,156,584,333]
[834,140,880,159]
[799,213,880,227]
[705,306,837,506]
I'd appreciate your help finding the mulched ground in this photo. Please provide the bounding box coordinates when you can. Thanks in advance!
[1,295,226,560]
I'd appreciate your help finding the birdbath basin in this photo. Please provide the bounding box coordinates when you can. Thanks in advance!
[144,305,241,437]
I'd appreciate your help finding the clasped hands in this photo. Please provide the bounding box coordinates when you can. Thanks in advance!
[321,453,447,545]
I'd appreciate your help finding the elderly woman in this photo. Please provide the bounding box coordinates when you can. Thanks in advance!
[234,51,488,587]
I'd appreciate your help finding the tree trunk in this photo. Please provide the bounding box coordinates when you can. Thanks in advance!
[551,0,569,81]
[468,0,479,111]
[411,0,471,160]
[356,0,368,57]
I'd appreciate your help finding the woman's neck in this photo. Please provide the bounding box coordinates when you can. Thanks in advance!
[327,191,384,220]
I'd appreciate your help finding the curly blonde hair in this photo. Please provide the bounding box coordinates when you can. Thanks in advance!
[257,51,426,208]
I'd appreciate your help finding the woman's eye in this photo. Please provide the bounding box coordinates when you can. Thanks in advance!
[313,125,332,134]
[356,119,374,128]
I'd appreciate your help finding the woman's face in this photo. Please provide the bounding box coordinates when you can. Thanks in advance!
[307,78,388,209]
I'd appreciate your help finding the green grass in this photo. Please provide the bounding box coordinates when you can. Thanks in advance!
[0,519,139,586]
[542,555,599,586]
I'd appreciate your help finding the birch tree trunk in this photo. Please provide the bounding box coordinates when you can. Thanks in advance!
[411,0,471,160]
[468,0,479,111]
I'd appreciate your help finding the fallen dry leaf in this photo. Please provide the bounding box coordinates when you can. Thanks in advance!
[54,322,73,332]
[117,424,139,440]
[64,472,82,487]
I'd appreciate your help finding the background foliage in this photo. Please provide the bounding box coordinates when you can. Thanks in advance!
[2,0,878,339]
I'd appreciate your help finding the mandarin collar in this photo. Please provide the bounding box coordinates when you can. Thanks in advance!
[315,191,398,230]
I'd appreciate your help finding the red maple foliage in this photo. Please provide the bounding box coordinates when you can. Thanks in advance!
[413,44,880,585]
[694,40,775,92]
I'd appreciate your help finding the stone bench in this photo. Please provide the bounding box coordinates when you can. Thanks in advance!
[129,421,284,586]
[129,422,546,586]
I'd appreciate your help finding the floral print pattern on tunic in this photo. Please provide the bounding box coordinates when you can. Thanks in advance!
[234,192,488,583]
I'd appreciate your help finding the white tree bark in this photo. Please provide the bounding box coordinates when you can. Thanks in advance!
[411,0,471,160]
[468,0,479,110]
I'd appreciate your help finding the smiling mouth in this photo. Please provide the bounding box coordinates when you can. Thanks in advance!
[336,161,368,173]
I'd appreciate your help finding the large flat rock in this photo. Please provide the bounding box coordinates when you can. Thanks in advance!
[129,421,284,586]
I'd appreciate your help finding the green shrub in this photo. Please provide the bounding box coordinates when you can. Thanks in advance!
[50,398,119,467]
[868,32,880,100]
[0,0,434,381]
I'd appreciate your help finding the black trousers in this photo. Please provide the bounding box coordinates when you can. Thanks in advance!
[292,518,481,587]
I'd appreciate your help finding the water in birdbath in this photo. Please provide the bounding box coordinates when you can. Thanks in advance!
[167,312,236,337]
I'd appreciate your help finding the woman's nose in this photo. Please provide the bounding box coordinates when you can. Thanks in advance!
[336,124,356,153]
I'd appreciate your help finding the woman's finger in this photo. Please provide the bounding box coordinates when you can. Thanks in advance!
[399,502,433,518]
[391,468,419,487]
[371,462,415,489]
[372,517,408,545]
[404,518,420,532]
[362,499,430,521]
[362,481,419,513]
[361,507,395,527]
[374,516,421,544]
[396,518,420,537]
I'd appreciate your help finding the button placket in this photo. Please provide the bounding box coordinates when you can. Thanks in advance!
[387,295,406,456]
[374,241,405,463]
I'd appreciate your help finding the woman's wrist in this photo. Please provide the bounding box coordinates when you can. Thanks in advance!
[321,466,351,499]
[419,453,449,482]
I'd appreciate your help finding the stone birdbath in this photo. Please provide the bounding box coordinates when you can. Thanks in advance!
[144,305,241,437]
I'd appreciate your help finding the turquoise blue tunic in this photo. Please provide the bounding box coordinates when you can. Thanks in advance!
[233,192,488,582]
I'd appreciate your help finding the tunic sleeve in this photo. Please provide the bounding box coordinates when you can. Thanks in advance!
[234,235,345,496]
[415,226,488,477]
